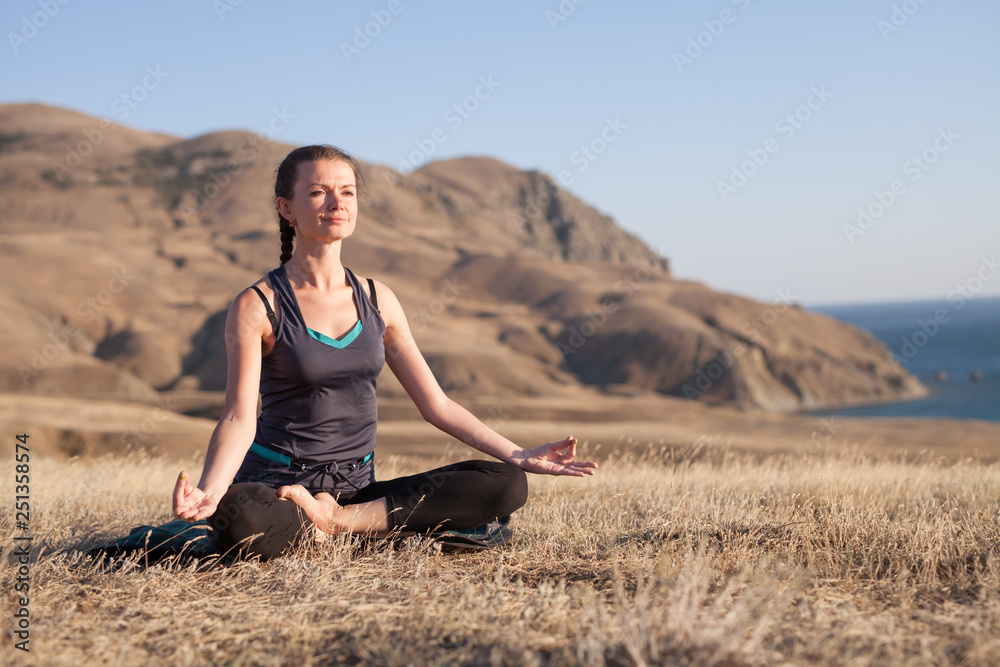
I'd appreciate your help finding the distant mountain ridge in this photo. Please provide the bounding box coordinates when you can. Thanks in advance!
[0,102,926,413]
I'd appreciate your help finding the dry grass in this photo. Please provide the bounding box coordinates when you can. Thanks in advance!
[2,444,1000,666]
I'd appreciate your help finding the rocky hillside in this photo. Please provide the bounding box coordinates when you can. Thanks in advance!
[0,102,925,414]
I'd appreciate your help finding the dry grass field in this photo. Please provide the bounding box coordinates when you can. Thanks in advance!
[2,444,999,666]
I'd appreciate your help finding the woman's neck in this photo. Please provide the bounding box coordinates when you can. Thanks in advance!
[284,241,346,291]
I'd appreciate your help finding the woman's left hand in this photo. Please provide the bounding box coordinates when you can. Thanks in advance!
[513,436,598,476]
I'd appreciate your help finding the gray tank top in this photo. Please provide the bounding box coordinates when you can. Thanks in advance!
[234,264,386,494]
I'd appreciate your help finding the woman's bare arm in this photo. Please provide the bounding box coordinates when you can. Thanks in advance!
[372,279,597,476]
[174,286,268,520]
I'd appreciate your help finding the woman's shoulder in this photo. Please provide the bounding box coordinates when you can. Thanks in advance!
[228,271,280,331]
[232,272,275,306]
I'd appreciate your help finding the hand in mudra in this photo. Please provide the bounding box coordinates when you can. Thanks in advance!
[515,436,598,476]
[172,472,219,521]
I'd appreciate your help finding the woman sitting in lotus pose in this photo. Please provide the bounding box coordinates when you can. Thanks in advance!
[172,144,597,559]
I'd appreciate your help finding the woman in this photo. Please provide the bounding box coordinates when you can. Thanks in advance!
[172,144,597,560]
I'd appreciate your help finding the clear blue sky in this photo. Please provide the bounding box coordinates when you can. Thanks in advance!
[3,0,998,306]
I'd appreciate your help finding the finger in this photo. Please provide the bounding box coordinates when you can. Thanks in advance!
[528,459,579,477]
[546,436,574,456]
[552,460,597,476]
[178,509,199,522]
[190,498,219,521]
[560,437,578,463]
[178,500,202,521]
[553,440,577,465]
[172,471,188,514]
[178,479,204,519]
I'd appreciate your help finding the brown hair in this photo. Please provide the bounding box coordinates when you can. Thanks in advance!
[274,145,366,264]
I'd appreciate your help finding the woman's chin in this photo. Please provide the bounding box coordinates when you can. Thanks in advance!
[298,227,356,243]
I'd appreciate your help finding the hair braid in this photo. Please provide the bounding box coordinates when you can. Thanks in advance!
[279,216,295,264]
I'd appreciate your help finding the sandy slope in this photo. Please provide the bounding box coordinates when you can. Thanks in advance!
[1,102,927,416]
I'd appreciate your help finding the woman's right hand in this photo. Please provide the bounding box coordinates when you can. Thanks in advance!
[172,471,219,521]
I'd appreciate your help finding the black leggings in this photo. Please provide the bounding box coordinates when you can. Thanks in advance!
[208,460,528,560]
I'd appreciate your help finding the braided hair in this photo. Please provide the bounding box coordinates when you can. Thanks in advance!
[273,145,366,264]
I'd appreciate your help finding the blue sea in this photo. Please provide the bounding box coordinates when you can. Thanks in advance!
[808,296,1000,422]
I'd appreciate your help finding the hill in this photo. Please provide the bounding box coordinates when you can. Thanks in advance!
[0,102,926,430]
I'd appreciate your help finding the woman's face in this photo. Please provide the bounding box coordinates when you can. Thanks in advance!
[277,159,359,243]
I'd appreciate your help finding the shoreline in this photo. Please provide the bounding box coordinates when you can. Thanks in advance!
[807,296,999,423]
[801,380,999,423]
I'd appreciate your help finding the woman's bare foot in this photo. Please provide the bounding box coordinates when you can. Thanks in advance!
[277,485,343,534]
[277,484,391,534]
